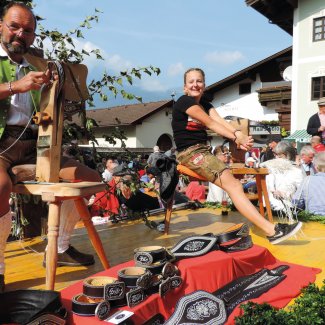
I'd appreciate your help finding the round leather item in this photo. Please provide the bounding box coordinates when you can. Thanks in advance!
[71,294,104,316]
[83,276,118,298]
[118,266,148,288]
[134,246,167,266]
[142,260,167,275]
[215,223,249,244]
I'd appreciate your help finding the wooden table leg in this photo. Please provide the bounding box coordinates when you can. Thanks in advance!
[74,198,110,269]
[164,194,174,235]
[260,176,273,222]
[46,201,61,290]
[255,175,265,216]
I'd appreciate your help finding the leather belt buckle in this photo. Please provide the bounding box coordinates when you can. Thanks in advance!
[126,287,145,307]
[161,262,179,279]
[170,275,182,289]
[159,277,172,297]
[136,272,153,290]
[95,301,111,321]
[134,246,167,266]
[104,282,126,301]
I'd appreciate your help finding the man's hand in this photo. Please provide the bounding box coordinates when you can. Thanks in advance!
[11,70,52,93]
[234,131,254,151]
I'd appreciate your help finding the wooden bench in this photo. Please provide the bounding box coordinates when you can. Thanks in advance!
[163,165,272,235]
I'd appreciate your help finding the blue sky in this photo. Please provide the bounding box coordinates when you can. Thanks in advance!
[33,0,292,107]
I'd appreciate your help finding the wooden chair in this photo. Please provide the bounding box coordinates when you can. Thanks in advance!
[163,164,272,235]
[10,60,109,290]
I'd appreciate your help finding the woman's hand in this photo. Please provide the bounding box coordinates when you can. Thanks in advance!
[234,131,254,151]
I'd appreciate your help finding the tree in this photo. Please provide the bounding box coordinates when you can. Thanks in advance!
[1,1,160,151]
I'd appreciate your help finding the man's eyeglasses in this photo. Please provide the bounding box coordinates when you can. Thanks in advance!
[4,22,35,37]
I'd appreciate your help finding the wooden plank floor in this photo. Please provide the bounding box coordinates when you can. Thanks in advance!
[4,207,325,292]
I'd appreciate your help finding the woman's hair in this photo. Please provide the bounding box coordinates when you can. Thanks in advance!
[314,152,325,172]
[273,141,296,161]
[184,68,205,84]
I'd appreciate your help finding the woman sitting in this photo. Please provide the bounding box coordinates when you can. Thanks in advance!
[260,141,304,214]
[292,151,325,216]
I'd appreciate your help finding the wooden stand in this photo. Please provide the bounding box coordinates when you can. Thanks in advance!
[10,61,109,290]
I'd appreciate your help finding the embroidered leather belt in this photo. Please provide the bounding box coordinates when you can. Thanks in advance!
[165,265,290,325]
[170,223,252,258]
[83,276,122,299]
[72,263,183,319]
[118,266,149,288]
[71,294,105,317]
[134,246,168,266]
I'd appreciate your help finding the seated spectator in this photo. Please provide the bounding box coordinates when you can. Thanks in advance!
[206,146,231,203]
[292,152,325,215]
[263,140,278,162]
[310,136,325,153]
[299,145,317,177]
[90,178,120,217]
[245,157,256,168]
[245,148,259,166]
[185,181,206,202]
[102,156,118,182]
[140,167,160,196]
[260,141,304,212]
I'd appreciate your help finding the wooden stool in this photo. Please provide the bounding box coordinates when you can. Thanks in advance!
[163,165,272,235]
[12,179,109,290]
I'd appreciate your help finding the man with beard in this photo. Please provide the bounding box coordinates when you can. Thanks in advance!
[0,2,101,292]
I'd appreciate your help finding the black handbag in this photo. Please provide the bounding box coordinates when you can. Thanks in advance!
[0,290,67,324]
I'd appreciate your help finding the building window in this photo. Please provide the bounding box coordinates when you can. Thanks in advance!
[311,76,325,100]
[313,17,325,42]
[239,83,251,95]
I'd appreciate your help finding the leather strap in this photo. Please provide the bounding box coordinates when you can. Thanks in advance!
[215,223,250,244]
[71,294,105,317]
[134,246,167,266]
[170,223,251,259]
[83,276,118,298]
[165,265,289,325]
[118,266,149,288]
[219,235,253,253]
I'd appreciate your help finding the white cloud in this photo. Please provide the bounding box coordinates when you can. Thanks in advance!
[204,50,245,65]
[138,77,168,92]
[167,62,185,77]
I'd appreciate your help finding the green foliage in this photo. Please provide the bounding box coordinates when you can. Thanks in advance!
[296,210,325,224]
[31,6,160,150]
[235,281,325,325]
[281,127,288,137]
[258,120,279,125]
[34,10,160,108]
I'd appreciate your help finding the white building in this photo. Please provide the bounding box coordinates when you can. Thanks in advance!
[247,0,325,133]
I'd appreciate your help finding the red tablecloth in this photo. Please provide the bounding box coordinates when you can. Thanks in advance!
[60,245,321,324]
